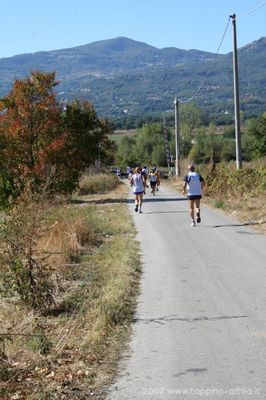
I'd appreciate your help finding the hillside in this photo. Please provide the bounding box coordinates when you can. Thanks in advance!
[0,36,266,120]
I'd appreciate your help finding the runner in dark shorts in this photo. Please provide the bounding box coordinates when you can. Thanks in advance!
[182,165,204,227]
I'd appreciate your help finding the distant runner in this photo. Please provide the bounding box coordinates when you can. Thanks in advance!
[130,167,147,213]
[148,167,157,195]
[182,164,204,227]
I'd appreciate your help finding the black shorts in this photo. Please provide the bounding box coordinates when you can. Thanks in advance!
[187,195,202,200]
[150,181,157,187]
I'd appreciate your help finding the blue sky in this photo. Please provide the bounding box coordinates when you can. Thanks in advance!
[1,0,266,58]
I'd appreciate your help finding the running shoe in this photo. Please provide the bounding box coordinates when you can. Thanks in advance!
[196,212,201,223]
[191,220,196,227]
[138,209,142,214]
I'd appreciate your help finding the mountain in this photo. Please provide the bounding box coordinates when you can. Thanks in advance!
[0,36,266,121]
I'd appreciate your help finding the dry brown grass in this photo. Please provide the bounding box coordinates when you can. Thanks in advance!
[0,179,140,399]
[75,176,129,204]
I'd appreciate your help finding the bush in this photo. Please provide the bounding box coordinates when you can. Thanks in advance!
[78,173,119,195]
[205,163,266,198]
[0,185,56,311]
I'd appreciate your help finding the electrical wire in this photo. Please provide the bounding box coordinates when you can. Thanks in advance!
[177,18,230,104]
[239,1,266,19]
[175,1,265,104]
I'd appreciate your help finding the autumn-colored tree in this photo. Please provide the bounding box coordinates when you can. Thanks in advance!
[0,71,63,199]
[0,71,112,202]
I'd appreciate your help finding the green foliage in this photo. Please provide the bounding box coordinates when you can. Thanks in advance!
[223,126,235,139]
[113,108,266,169]
[114,122,169,166]
[214,199,227,209]
[245,113,266,158]
[137,122,169,165]
[115,135,138,166]
[241,133,257,162]
[188,123,237,164]
[179,124,193,157]
[179,103,205,132]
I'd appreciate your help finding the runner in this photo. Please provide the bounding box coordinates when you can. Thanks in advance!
[149,167,158,195]
[155,169,161,191]
[182,164,204,227]
[141,165,149,194]
[130,166,146,213]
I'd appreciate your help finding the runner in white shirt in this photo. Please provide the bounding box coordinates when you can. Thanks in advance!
[130,167,147,214]
[182,164,204,227]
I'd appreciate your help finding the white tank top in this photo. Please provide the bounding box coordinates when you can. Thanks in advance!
[186,172,202,196]
[132,173,144,192]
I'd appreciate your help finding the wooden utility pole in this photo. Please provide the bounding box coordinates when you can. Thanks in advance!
[230,13,242,169]
[174,97,180,176]
[162,112,171,169]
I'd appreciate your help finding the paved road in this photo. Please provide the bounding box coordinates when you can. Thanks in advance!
[107,184,266,400]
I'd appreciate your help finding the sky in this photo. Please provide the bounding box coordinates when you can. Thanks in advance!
[1,0,266,58]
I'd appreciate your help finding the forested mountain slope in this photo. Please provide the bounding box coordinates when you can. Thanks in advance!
[0,36,266,119]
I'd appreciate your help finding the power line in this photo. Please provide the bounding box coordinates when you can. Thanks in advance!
[177,18,230,104]
[239,1,266,19]
[175,1,266,104]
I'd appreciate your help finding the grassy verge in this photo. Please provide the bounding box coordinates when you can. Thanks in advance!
[0,175,139,399]
[78,173,120,195]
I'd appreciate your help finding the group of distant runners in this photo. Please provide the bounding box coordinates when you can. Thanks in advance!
[129,165,160,213]
[129,164,204,227]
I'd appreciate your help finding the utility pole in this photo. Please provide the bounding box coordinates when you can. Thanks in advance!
[174,97,180,176]
[230,13,242,169]
[162,113,171,169]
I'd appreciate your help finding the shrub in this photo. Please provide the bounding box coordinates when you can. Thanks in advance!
[0,185,56,311]
[205,163,266,198]
[78,173,119,195]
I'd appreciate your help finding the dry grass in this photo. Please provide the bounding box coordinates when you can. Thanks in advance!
[0,179,140,399]
[75,177,129,205]
[78,173,120,195]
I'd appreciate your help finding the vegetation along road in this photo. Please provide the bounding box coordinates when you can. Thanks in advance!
[107,183,266,399]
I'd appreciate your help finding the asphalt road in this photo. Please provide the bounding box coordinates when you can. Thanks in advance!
[107,184,266,400]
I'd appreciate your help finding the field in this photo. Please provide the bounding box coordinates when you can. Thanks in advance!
[109,129,137,143]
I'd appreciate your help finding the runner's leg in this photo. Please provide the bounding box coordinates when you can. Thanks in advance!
[195,199,201,223]
[189,199,195,222]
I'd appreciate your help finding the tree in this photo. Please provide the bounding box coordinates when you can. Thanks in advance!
[115,135,138,166]
[180,103,205,134]
[60,99,112,192]
[188,124,224,165]
[0,71,112,202]
[134,123,166,166]
[245,113,266,159]
[0,71,63,201]
[179,122,193,157]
